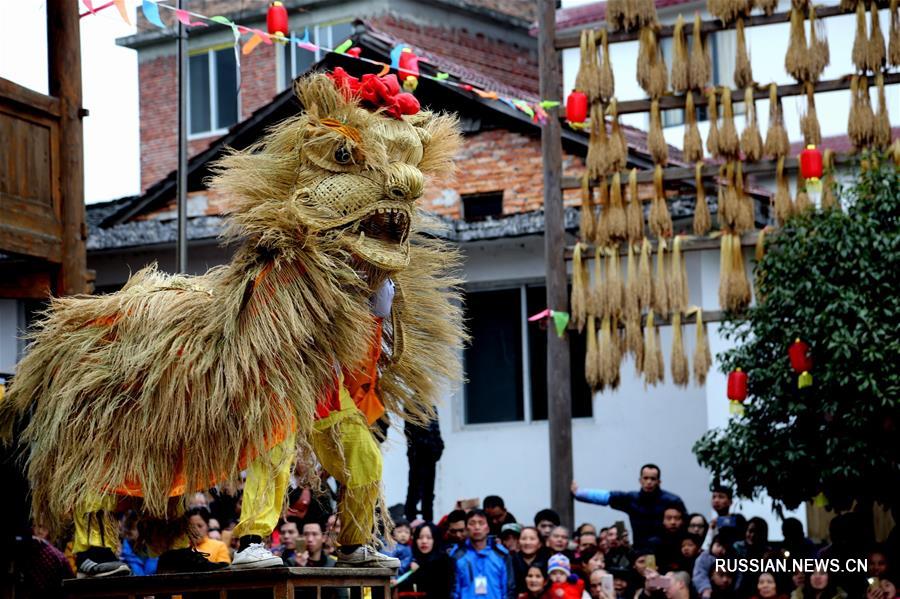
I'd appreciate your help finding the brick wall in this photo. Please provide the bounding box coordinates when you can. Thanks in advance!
[139,43,278,192]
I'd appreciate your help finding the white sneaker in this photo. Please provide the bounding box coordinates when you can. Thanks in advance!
[335,545,401,569]
[230,543,285,569]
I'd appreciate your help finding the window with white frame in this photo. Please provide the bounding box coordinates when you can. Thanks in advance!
[188,46,239,136]
[463,284,592,425]
[279,21,355,89]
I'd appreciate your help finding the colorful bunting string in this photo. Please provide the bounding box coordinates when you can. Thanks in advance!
[80,0,557,123]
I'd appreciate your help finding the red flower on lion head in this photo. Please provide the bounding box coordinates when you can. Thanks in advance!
[328,67,420,119]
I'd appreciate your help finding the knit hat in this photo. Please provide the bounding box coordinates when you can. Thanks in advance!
[548,553,571,576]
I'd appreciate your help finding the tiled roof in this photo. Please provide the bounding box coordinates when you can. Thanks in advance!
[365,15,540,100]
[555,0,698,30]
[464,0,537,22]
[788,128,900,156]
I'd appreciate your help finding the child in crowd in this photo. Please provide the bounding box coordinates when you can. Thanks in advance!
[548,553,590,599]
[384,520,413,574]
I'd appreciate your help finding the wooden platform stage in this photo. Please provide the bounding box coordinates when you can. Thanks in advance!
[62,566,394,599]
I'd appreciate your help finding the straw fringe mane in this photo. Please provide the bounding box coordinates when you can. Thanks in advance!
[0,73,465,531]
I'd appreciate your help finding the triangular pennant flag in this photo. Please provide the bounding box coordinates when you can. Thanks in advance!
[242,33,264,55]
[174,9,207,27]
[141,0,165,28]
[334,39,353,54]
[253,28,273,44]
[551,311,570,338]
[540,100,561,109]
[435,72,450,80]
[82,0,97,15]
[113,0,131,24]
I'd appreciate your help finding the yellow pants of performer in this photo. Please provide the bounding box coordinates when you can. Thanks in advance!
[75,384,381,552]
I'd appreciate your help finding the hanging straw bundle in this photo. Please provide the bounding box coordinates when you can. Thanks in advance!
[652,238,670,316]
[605,315,624,390]
[774,156,794,225]
[869,0,887,72]
[849,75,875,149]
[718,233,733,311]
[595,178,611,248]
[649,165,673,238]
[795,168,813,213]
[800,83,821,147]
[754,226,769,301]
[684,92,704,163]
[735,162,755,233]
[729,233,752,312]
[625,242,640,319]
[734,19,754,88]
[672,15,691,93]
[591,246,607,318]
[608,0,627,31]
[848,75,866,148]
[634,0,660,31]
[785,8,809,82]
[716,163,732,230]
[890,0,900,67]
[606,248,625,319]
[692,309,712,385]
[571,243,590,331]
[764,83,790,159]
[585,315,601,390]
[642,311,664,386]
[576,30,602,103]
[875,73,892,149]
[638,238,653,310]
[853,2,869,72]
[808,5,831,82]
[608,100,628,173]
[626,168,645,243]
[579,175,596,243]
[638,27,669,99]
[649,100,669,165]
[693,163,711,236]
[587,102,610,179]
[669,235,689,314]
[706,88,720,158]
[608,173,628,241]
[719,162,738,230]
[671,312,689,387]
[821,149,839,210]
[719,87,740,159]
[625,244,644,373]
[599,29,616,102]
[757,0,779,16]
[689,13,711,89]
[740,87,763,161]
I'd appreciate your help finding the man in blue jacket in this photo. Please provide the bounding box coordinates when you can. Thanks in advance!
[571,463,687,549]
[451,509,515,599]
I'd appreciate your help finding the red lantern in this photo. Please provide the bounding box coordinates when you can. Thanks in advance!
[800,145,823,180]
[267,1,288,38]
[727,368,748,401]
[398,49,420,92]
[788,338,813,373]
[566,90,588,123]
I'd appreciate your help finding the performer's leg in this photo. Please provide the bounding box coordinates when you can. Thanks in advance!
[73,495,131,578]
[229,432,296,570]
[421,458,437,523]
[404,451,420,521]
[311,386,398,568]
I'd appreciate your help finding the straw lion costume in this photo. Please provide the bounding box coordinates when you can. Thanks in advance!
[0,69,464,574]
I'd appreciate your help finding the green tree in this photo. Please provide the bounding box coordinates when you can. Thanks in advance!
[693,155,900,513]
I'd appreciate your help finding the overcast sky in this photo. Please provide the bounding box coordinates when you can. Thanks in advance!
[1,1,140,204]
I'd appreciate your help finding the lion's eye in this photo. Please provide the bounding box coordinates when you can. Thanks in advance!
[333,145,352,165]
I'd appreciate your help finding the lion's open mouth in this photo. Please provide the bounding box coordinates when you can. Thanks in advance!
[356,206,410,244]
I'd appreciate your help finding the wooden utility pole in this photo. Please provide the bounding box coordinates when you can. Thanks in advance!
[47,0,88,295]
[538,0,574,526]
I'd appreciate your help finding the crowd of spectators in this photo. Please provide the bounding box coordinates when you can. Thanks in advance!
[19,463,899,599]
